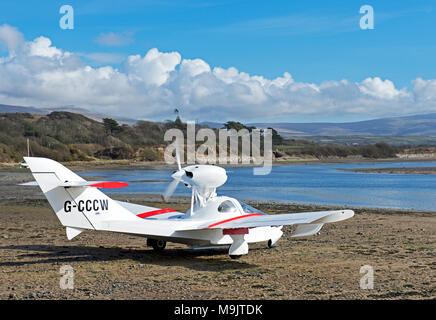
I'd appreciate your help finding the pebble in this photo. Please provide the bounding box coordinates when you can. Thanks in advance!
[26,292,37,299]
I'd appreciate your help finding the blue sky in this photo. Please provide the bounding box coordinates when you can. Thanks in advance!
[0,0,435,122]
[2,0,434,87]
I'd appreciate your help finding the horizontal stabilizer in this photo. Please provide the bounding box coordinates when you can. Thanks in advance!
[59,181,129,188]
[18,180,129,188]
[17,181,39,186]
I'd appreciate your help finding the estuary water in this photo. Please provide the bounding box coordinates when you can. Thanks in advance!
[81,161,436,211]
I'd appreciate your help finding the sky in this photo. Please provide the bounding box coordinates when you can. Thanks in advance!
[0,0,435,123]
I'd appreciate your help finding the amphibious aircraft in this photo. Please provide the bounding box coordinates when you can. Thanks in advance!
[20,154,354,259]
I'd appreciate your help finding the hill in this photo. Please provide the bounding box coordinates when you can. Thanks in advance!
[0,104,137,125]
[0,112,166,163]
[250,113,436,137]
[0,111,429,164]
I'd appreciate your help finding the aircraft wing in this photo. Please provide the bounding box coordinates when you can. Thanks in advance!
[188,209,354,230]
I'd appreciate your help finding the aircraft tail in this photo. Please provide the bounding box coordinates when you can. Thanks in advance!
[23,157,137,239]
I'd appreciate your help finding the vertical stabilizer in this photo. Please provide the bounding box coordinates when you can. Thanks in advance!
[24,157,137,233]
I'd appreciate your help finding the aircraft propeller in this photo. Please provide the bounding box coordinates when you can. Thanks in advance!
[162,142,187,202]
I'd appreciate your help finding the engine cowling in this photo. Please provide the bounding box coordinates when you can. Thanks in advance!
[183,165,227,189]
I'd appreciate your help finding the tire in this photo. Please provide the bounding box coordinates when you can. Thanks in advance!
[147,239,166,252]
[229,254,242,260]
[267,239,276,248]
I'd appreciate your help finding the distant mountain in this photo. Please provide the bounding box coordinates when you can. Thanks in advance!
[201,113,436,137]
[249,113,436,137]
[200,121,225,129]
[0,104,47,115]
[0,104,137,125]
[3,103,436,137]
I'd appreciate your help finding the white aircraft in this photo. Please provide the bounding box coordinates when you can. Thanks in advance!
[20,155,354,259]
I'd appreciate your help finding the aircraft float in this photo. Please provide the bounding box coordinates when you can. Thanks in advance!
[20,152,354,259]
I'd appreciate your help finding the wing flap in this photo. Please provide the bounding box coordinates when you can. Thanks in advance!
[291,223,323,237]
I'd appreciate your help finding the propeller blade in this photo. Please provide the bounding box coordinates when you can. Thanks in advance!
[175,141,182,171]
[162,141,184,202]
[162,179,180,202]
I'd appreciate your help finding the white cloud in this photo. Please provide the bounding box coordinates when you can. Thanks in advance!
[122,48,181,86]
[0,25,436,122]
[180,58,211,77]
[28,36,65,58]
[0,24,24,54]
[413,78,436,103]
[359,77,409,100]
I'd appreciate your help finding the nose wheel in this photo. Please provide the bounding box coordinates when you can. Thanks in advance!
[228,234,248,258]
[267,239,276,248]
[147,238,167,252]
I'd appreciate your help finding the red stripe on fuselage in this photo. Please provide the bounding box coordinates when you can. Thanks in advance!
[136,208,177,218]
[207,213,263,228]
[89,181,129,188]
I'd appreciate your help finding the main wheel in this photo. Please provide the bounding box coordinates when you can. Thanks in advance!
[147,239,167,252]
[229,254,242,260]
[267,239,276,248]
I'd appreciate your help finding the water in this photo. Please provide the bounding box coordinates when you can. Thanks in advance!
[80,161,436,211]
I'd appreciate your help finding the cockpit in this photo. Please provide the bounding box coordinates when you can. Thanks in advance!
[216,199,265,215]
[217,200,238,214]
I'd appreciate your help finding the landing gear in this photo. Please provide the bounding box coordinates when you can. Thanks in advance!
[228,234,248,259]
[147,238,167,252]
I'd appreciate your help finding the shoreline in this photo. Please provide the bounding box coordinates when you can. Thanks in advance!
[2,156,436,172]
[348,167,436,175]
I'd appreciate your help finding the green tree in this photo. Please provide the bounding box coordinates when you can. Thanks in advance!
[268,127,284,145]
[103,118,122,134]
[223,121,248,131]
